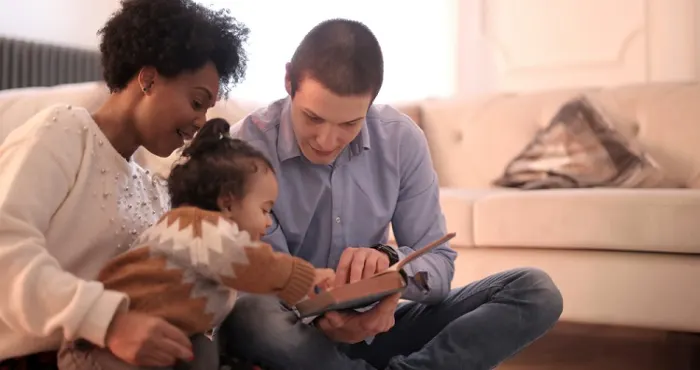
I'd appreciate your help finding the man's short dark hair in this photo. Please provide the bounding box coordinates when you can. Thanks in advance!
[288,18,383,99]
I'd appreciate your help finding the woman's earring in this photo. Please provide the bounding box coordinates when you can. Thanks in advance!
[142,82,153,93]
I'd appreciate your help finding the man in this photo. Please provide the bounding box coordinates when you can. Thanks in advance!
[225,18,563,370]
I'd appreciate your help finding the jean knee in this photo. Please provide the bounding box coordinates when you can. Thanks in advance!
[220,294,301,359]
[519,267,564,325]
[182,334,218,370]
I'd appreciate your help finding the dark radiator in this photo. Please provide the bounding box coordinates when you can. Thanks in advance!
[0,37,103,91]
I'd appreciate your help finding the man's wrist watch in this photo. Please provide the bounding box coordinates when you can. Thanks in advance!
[370,243,400,266]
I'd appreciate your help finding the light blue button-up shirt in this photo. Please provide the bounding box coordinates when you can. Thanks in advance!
[230,97,456,303]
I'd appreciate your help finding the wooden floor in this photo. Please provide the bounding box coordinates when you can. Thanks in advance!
[497,322,700,370]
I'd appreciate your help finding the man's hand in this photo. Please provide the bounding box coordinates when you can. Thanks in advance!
[315,292,401,343]
[334,247,390,287]
[106,311,193,367]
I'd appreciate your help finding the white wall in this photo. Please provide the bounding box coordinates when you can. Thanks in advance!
[457,0,700,96]
[2,0,698,98]
[0,0,121,49]
[0,0,458,103]
[199,0,458,103]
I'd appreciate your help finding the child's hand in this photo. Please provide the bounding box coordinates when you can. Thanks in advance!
[310,268,335,296]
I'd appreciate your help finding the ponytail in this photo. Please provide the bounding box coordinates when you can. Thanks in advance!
[181,118,231,159]
[168,117,275,211]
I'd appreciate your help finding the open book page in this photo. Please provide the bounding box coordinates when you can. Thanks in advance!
[385,232,457,273]
[294,232,457,319]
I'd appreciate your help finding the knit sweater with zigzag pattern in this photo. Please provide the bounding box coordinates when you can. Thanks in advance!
[97,206,315,334]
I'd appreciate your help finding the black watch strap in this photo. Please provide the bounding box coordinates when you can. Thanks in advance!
[370,243,400,266]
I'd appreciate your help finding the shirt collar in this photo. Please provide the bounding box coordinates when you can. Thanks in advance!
[278,98,302,162]
[277,98,372,163]
[349,118,371,156]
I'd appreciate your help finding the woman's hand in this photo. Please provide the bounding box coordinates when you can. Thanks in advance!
[105,311,193,367]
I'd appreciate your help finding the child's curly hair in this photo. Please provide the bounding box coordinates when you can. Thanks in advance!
[168,118,274,211]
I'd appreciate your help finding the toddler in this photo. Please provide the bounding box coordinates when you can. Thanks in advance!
[58,118,334,369]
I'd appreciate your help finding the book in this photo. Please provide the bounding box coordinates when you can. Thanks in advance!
[293,232,457,318]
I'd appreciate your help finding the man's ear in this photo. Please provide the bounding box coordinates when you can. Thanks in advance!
[284,62,292,96]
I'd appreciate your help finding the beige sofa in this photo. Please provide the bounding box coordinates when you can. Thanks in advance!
[1,82,699,334]
[420,83,700,334]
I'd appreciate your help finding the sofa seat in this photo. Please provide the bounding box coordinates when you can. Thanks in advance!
[412,187,700,254]
[436,188,508,247]
[469,189,700,254]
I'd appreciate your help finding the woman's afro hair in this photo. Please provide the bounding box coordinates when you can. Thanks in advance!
[98,0,249,97]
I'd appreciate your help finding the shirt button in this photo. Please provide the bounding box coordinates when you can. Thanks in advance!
[335,216,341,224]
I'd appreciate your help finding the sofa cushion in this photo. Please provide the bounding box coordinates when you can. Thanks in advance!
[690,172,700,189]
[420,83,700,189]
[0,82,109,143]
[438,188,513,247]
[473,189,700,254]
[493,97,671,189]
[386,189,499,248]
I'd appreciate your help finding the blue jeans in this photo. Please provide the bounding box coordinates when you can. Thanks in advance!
[220,267,563,370]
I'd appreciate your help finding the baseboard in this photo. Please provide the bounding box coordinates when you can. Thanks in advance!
[551,321,671,343]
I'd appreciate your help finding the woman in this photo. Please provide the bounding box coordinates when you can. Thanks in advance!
[0,0,249,368]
